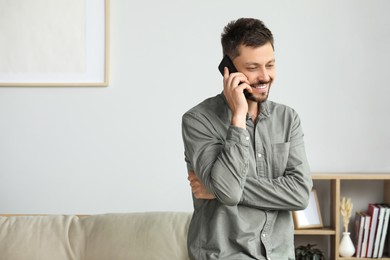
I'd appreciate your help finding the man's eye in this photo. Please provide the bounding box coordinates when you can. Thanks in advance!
[267,64,274,69]
[247,67,257,71]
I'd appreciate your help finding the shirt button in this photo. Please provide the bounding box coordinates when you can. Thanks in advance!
[258,153,262,158]
[245,136,249,140]
[262,233,266,237]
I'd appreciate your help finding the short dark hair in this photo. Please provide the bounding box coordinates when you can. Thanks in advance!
[221,18,274,59]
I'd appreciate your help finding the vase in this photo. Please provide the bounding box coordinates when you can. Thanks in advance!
[339,232,355,257]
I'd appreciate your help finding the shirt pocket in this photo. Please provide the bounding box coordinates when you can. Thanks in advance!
[271,142,290,178]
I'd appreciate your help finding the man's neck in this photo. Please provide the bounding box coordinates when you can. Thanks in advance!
[247,100,260,122]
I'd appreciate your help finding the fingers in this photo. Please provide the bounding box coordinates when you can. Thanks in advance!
[187,171,216,200]
[223,68,250,104]
[192,184,215,199]
[226,74,250,91]
[188,171,201,191]
[194,191,216,200]
[223,67,249,86]
[223,67,248,85]
[187,170,196,181]
[223,66,229,79]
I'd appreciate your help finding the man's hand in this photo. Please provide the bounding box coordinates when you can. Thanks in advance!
[223,67,252,128]
[188,171,216,200]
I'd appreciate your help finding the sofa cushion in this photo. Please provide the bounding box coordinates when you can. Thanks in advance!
[72,212,191,260]
[0,215,79,260]
[0,212,192,260]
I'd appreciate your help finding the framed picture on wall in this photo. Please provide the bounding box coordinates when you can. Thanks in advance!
[293,189,323,229]
[0,0,109,87]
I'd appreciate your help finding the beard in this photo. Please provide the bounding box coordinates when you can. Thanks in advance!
[245,79,273,103]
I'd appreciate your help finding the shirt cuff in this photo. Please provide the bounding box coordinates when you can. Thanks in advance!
[226,125,250,146]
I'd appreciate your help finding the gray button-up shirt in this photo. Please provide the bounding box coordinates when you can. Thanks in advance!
[182,93,312,260]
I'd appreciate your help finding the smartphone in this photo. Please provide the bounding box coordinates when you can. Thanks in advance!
[218,55,251,98]
[218,55,238,75]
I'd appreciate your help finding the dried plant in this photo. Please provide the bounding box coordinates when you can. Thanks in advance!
[340,197,353,232]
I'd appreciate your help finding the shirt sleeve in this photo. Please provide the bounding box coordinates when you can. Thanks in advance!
[240,112,313,211]
[182,112,251,206]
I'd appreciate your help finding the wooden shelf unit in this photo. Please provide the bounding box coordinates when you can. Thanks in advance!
[294,172,390,260]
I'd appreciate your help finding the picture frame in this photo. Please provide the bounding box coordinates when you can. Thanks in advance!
[293,189,323,229]
[0,0,109,87]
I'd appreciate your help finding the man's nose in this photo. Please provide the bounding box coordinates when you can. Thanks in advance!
[257,67,270,82]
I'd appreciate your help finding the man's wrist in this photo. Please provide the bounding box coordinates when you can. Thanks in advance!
[231,114,246,129]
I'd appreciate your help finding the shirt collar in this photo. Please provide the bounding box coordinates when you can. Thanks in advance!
[260,100,271,118]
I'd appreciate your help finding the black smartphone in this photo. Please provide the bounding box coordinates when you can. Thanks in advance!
[218,55,238,75]
[218,55,251,98]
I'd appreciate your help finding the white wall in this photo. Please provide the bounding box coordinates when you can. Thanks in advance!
[0,0,389,214]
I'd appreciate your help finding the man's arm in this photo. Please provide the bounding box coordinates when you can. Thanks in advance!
[183,110,312,210]
[182,112,251,206]
[241,141,312,211]
[183,68,253,204]
[239,113,312,211]
[186,142,311,210]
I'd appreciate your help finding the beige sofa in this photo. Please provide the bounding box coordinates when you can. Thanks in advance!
[0,212,192,260]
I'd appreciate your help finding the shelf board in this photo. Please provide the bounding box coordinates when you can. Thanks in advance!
[312,172,390,180]
[294,227,335,235]
[339,256,390,260]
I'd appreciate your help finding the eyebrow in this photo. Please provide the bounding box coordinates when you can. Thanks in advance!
[245,59,275,66]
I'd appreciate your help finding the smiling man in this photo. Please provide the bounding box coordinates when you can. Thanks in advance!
[182,18,313,259]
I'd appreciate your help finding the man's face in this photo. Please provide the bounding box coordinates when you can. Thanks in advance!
[233,43,275,103]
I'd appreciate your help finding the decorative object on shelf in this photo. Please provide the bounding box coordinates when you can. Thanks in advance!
[295,243,325,260]
[293,189,323,229]
[341,197,353,233]
[339,197,355,257]
[339,231,356,257]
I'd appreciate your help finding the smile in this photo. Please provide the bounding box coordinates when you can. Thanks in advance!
[253,84,267,89]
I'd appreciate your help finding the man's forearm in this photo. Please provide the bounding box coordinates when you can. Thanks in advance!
[183,113,251,206]
[240,143,312,211]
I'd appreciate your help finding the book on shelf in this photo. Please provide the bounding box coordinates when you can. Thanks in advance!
[354,211,366,258]
[373,204,388,257]
[366,203,380,257]
[361,211,371,258]
[378,204,390,258]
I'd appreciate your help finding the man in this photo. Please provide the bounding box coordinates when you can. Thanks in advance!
[181,18,312,259]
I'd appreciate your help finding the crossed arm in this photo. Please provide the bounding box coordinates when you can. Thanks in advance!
[183,112,312,210]
[188,170,215,200]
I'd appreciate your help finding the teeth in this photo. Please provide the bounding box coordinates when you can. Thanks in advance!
[255,85,267,89]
